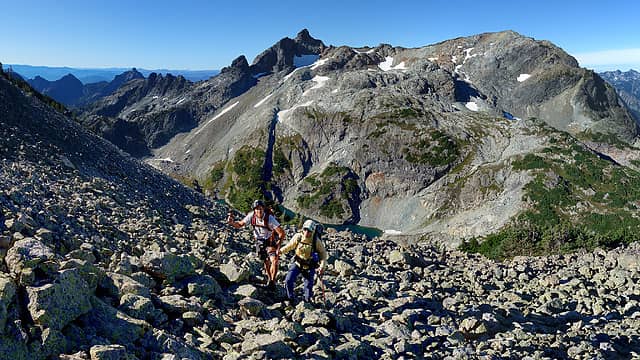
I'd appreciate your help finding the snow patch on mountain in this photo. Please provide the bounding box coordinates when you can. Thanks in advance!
[378,57,407,71]
[195,101,239,134]
[277,101,314,123]
[517,74,531,82]
[311,58,328,70]
[254,93,273,108]
[303,76,330,96]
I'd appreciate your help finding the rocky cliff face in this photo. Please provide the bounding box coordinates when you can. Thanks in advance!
[2,69,640,359]
[601,69,640,122]
[79,29,327,157]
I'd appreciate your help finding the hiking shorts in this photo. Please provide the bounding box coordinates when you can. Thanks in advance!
[256,238,277,260]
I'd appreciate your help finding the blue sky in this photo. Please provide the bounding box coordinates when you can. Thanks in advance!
[2,0,639,71]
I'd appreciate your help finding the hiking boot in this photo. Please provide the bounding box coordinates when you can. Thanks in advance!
[267,280,277,290]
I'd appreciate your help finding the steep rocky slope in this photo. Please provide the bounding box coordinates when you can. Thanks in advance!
[3,70,640,359]
[12,69,640,359]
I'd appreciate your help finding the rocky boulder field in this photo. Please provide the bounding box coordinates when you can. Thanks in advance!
[2,56,640,360]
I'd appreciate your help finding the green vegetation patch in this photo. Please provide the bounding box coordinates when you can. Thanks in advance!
[296,163,360,219]
[403,130,459,167]
[272,148,291,176]
[461,137,640,260]
[228,146,267,212]
[202,161,226,192]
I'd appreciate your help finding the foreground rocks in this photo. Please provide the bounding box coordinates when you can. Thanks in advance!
[2,189,640,360]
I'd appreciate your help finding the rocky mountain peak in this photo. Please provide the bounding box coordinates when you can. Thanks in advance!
[223,55,250,74]
[249,29,326,75]
[601,68,640,123]
[294,28,325,53]
[112,68,144,83]
[58,73,83,88]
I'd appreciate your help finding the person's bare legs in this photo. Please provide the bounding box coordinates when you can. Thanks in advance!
[269,254,278,283]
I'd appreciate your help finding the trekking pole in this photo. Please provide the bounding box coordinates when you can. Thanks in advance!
[318,270,327,309]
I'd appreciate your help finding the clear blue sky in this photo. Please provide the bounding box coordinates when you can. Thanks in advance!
[2,0,639,71]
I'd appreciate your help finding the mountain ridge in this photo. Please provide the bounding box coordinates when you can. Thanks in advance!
[8,64,219,83]
[131,30,640,240]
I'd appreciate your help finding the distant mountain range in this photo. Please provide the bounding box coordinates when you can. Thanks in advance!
[25,69,146,108]
[5,64,219,83]
[599,69,640,122]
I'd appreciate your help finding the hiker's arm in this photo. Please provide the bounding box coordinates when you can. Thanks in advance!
[228,219,245,229]
[275,226,286,246]
[228,212,250,229]
[279,233,300,255]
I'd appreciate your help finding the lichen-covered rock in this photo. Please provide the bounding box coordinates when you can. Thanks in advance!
[219,260,251,283]
[89,344,129,360]
[5,237,58,280]
[59,259,104,292]
[157,294,202,315]
[185,274,222,297]
[40,328,68,358]
[140,328,209,360]
[0,273,16,304]
[140,251,195,281]
[118,293,166,325]
[100,272,151,300]
[238,297,266,318]
[79,297,151,346]
[0,334,30,360]
[234,284,258,299]
[26,268,93,330]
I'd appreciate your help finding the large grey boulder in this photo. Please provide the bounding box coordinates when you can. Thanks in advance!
[26,268,93,330]
[89,344,131,360]
[220,260,251,283]
[79,297,151,346]
[5,238,59,282]
[140,251,195,281]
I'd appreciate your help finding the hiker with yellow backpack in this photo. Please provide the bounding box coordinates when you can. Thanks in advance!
[278,219,327,306]
[227,200,285,289]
